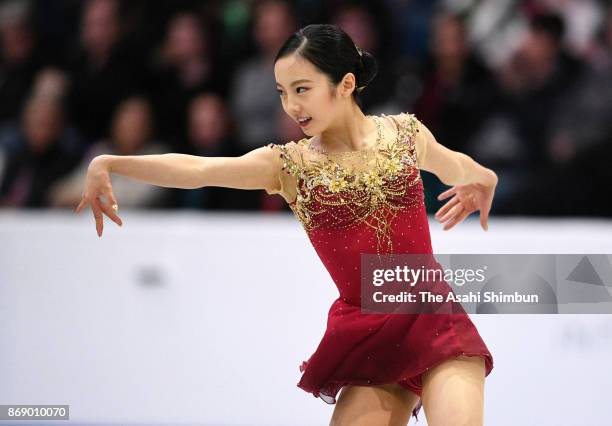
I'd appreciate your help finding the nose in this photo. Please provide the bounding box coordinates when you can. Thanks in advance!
[285,94,301,116]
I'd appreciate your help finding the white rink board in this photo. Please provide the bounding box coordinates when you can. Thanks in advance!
[1,211,611,425]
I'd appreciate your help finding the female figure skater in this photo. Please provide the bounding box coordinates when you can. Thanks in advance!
[76,24,497,426]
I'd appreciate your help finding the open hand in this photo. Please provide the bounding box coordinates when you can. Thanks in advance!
[74,156,123,237]
[434,180,496,231]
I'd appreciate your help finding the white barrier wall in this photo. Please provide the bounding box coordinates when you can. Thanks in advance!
[1,211,611,425]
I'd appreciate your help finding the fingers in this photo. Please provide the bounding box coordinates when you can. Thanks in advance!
[91,198,104,237]
[480,209,489,231]
[443,209,470,231]
[74,197,88,214]
[75,190,123,238]
[104,190,123,226]
[437,202,463,225]
[437,186,458,201]
[435,197,460,220]
[100,198,123,227]
[107,191,118,212]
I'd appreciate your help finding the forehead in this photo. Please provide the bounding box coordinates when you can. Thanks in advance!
[274,54,322,85]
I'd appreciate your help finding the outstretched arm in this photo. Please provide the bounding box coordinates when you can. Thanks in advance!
[414,120,498,231]
[75,147,282,236]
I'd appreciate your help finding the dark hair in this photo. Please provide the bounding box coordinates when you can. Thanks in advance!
[530,13,566,44]
[274,24,378,108]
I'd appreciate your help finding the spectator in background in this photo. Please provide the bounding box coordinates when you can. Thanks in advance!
[497,12,584,169]
[229,0,296,154]
[0,66,70,182]
[332,2,397,113]
[591,6,612,71]
[148,11,227,152]
[184,93,236,157]
[547,6,612,166]
[170,92,260,210]
[527,0,604,57]
[410,13,500,214]
[383,0,434,61]
[0,95,81,207]
[67,0,144,144]
[30,67,69,100]
[0,0,41,124]
[499,5,612,216]
[413,13,499,154]
[49,96,169,209]
[0,1,608,217]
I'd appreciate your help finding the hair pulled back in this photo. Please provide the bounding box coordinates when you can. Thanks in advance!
[275,24,378,108]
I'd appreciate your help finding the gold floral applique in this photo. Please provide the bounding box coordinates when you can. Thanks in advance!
[269,113,422,253]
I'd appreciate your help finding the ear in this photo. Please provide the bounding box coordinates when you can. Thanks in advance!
[339,72,357,97]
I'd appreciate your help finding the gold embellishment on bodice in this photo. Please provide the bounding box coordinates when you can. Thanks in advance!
[269,113,422,253]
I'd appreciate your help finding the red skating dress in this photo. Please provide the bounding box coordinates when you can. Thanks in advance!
[266,112,493,421]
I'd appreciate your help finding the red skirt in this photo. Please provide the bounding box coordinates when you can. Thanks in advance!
[296,298,494,421]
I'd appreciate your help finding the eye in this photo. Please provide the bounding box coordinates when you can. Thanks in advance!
[296,87,308,93]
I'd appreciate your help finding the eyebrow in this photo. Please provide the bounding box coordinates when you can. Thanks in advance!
[275,79,313,88]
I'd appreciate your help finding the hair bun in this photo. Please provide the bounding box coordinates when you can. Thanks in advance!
[276,25,379,106]
[357,48,378,92]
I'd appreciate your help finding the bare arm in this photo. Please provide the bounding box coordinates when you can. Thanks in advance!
[415,121,497,188]
[414,120,498,231]
[75,147,282,236]
[96,147,281,190]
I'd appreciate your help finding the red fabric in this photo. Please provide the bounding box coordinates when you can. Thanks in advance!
[289,168,494,421]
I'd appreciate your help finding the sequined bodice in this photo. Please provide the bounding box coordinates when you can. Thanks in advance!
[267,113,432,304]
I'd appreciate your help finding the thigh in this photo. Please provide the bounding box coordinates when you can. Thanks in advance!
[421,355,486,426]
[330,383,420,426]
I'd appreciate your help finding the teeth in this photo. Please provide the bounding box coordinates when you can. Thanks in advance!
[298,117,311,123]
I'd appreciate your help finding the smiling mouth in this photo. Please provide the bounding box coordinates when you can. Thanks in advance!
[298,117,312,126]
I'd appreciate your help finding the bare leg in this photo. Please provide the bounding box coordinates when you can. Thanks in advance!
[330,383,420,426]
[420,355,486,426]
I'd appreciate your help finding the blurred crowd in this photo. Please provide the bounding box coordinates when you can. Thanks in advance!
[0,0,610,216]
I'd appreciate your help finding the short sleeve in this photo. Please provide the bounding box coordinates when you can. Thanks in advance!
[264,142,301,203]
